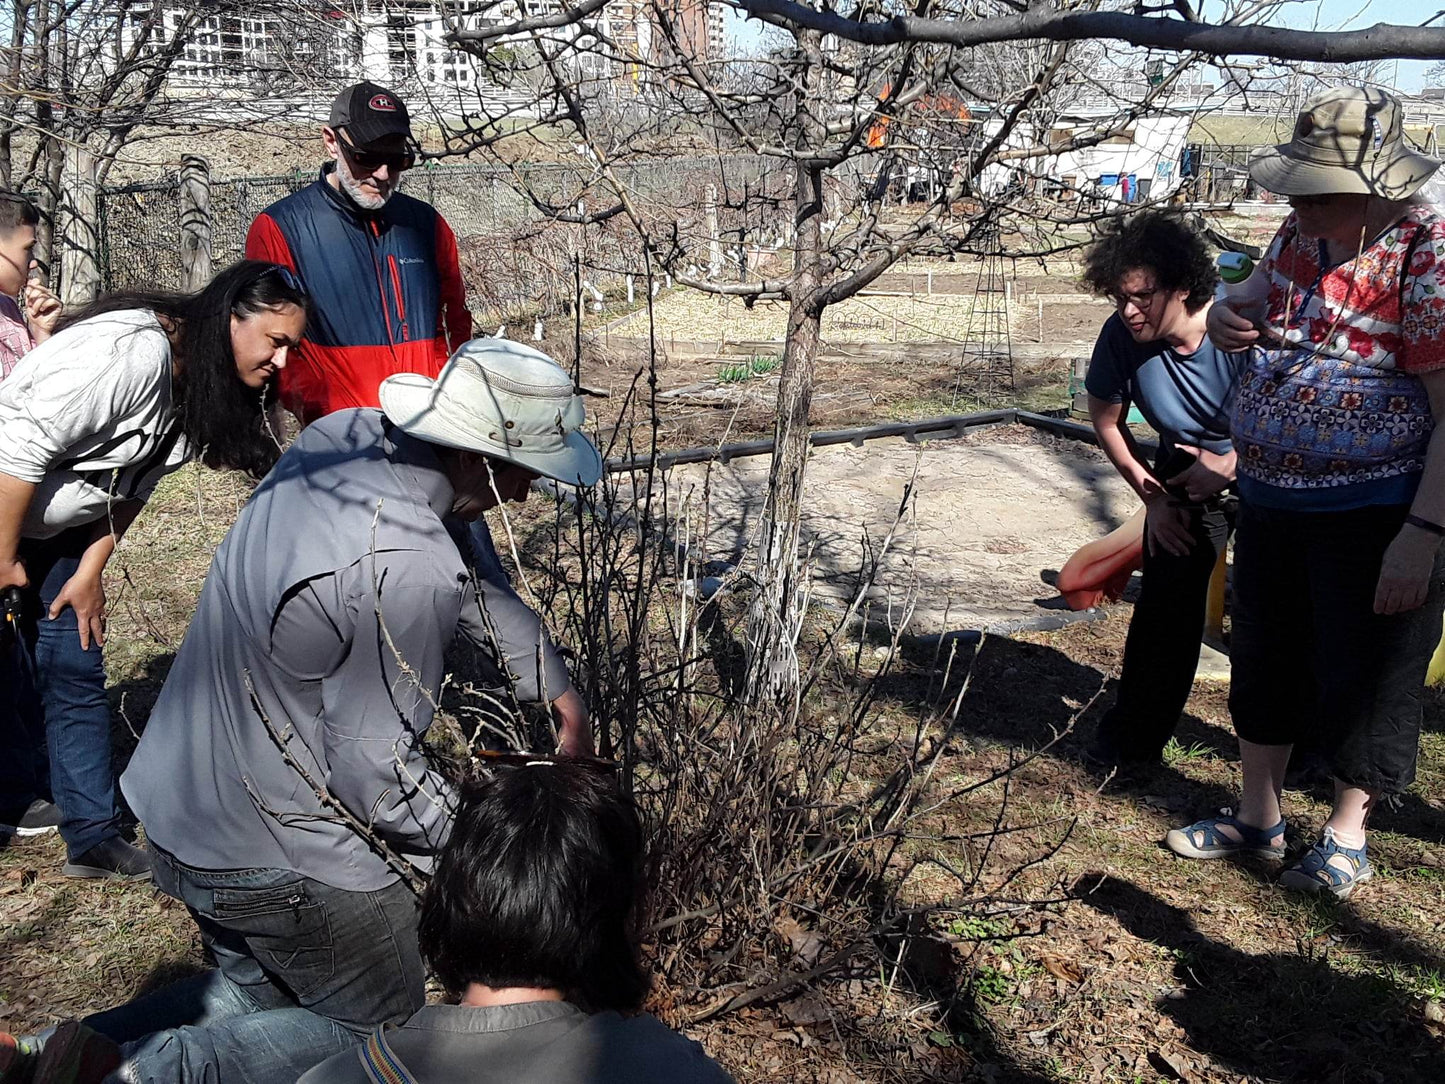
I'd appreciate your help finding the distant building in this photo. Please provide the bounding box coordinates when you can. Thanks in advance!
[707,2,728,61]
[158,0,731,92]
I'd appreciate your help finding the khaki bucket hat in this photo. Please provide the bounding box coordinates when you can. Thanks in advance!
[379,337,602,487]
[1248,86,1439,200]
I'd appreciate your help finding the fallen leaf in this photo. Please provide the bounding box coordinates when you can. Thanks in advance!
[1148,1047,1193,1081]
[1040,953,1084,984]
[773,914,825,967]
[780,994,831,1025]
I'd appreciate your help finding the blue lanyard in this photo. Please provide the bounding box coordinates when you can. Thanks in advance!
[1292,238,1330,321]
[1271,240,1334,381]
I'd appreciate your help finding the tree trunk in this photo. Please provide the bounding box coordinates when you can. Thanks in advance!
[30,0,58,283]
[60,143,98,305]
[744,29,827,704]
[0,1,34,189]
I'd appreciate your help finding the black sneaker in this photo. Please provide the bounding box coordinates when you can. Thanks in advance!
[61,837,151,881]
[1082,733,1122,769]
[0,799,61,838]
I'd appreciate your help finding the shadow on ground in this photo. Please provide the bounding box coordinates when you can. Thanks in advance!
[872,632,1239,812]
[1072,873,1444,1084]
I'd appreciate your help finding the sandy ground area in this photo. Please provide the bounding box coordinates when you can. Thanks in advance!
[666,425,1136,634]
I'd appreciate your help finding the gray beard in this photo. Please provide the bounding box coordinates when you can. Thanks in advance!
[336,166,394,211]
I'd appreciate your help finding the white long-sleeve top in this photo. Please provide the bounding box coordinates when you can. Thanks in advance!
[0,309,192,539]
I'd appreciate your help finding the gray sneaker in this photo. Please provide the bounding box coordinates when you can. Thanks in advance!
[0,799,61,837]
[61,837,152,881]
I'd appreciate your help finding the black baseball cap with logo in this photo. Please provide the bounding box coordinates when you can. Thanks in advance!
[329,81,413,148]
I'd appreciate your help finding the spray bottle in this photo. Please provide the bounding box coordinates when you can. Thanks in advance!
[1215,251,1267,323]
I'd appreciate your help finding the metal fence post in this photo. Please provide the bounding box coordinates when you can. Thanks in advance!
[95,188,111,291]
[179,155,214,291]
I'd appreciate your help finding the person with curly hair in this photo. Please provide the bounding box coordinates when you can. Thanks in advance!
[1080,210,1242,768]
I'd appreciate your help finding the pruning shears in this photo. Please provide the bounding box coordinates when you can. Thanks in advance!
[473,748,619,773]
[1,585,22,649]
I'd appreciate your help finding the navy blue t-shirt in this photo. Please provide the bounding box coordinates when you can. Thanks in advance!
[1085,313,1241,457]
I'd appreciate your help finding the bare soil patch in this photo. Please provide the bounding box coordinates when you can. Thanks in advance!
[667,424,1134,633]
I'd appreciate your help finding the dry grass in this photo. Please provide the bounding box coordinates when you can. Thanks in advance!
[4,466,1444,1081]
[607,290,1027,347]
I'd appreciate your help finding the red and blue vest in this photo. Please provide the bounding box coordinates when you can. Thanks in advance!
[246,164,472,424]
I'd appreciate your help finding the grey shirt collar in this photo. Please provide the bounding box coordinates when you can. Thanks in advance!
[383,420,455,523]
[405,1001,586,1034]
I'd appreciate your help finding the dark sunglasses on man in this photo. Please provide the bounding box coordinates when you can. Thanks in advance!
[336,128,416,174]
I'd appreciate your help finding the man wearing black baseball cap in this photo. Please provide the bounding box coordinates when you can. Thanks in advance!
[325,80,416,210]
[245,80,472,424]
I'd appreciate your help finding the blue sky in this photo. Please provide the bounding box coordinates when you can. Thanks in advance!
[724,1,1444,89]
[1279,0,1439,89]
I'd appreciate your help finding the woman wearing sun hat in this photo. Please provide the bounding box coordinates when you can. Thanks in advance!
[1165,86,1445,898]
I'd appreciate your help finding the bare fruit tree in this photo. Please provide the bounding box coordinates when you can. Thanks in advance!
[0,0,363,299]
[431,0,1445,703]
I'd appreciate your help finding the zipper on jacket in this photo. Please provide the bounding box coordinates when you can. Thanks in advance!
[387,254,408,340]
[367,219,396,349]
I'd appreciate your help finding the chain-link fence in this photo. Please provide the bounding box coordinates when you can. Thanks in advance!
[97,156,789,324]
[1176,143,1275,203]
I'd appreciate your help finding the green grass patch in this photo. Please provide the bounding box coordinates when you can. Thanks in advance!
[1162,737,1216,764]
[716,353,780,384]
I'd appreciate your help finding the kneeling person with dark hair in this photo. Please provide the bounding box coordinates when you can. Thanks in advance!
[300,762,733,1084]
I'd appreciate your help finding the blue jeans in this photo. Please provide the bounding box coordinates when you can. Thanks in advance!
[0,531,118,856]
[0,612,48,818]
[85,844,424,1084]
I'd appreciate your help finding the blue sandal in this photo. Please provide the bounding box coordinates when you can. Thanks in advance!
[1279,827,1373,899]
[1165,809,1287,860]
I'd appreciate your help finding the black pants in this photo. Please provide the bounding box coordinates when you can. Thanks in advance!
[1229,499,1445,794]
[1096,497,1236,762]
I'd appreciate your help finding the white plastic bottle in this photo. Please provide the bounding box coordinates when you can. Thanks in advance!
[1215,251,1267,323]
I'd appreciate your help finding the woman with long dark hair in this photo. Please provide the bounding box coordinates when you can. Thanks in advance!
[0,259,308,879]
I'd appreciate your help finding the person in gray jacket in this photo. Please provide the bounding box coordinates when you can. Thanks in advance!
[300,760,733,1084]
[24,339,603,1084]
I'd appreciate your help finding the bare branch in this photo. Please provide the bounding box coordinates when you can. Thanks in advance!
[446,0,612,43]
[738,2,1445,62]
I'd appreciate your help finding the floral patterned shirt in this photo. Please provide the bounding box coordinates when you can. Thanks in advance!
[1231,207,1445,503]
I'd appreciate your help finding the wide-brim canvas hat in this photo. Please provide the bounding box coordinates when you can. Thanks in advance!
[1249,86,1439,200]
[379,338,602,487]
